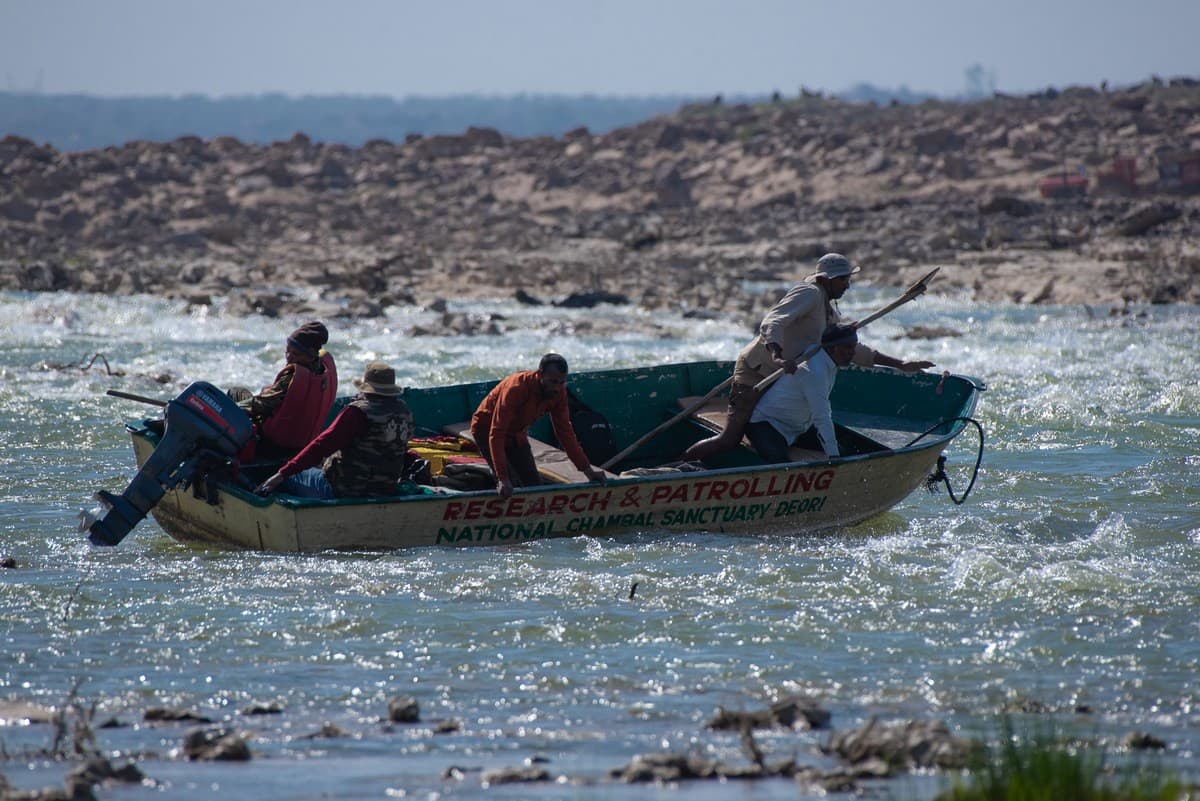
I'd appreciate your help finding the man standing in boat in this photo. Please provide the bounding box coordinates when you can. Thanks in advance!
[230,320,338,461]
[746,324,859,462]
[470,353,607,499]
[254,361,413,499]
[684,253,933,463]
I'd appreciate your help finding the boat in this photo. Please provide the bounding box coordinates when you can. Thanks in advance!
[93,361,985,552]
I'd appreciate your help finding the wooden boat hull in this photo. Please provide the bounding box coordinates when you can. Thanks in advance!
[127,361,983,552]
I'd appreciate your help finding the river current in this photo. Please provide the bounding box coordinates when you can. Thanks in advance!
[2,287,1198,800]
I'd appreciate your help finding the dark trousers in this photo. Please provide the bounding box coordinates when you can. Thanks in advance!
[682,380,763,462]
[745,421,823,463]
[473,435,543,487]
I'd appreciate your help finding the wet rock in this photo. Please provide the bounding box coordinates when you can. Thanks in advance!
[381,288,416,307]
[238,703,283,716]
[1,556,15,569]
[65,758,145,788]
[899,324,963,340]
[844,757,893,778]
[554,290,630,308]
[335,293,385,319]
[610,752,718,783]
[707,696,831,731]
[144,706,212,723]
[826,717,971,770]
[298,722,349,739]
[0,778,96,801]
[235,290,298,318]
[812,770,861,793]
[423,311,503,336]
[609,747,800,784]
[1003,697,1051,714]
[514,288,545,305]
[10,263,72,292]
[1125,731,1167,750]
[181,727,251,761]
[480,766,551,785]
[386,695,419,723]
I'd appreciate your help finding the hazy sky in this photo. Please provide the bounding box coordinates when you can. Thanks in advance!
[3,0,1197,98]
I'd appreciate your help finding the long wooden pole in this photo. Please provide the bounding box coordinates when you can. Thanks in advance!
[752,266,940,393]
[599,375,733,470]
[600,267,940,471]
[105,388,167,407]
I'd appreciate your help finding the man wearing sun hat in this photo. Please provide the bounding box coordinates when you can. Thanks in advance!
[255,361,414,499]
[684,252,933,462]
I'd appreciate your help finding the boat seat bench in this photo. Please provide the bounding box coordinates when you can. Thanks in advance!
[675,395,891,463]
[441,422,617,484]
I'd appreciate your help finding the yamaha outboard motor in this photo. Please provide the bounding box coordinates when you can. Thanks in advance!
[88,382,254,546]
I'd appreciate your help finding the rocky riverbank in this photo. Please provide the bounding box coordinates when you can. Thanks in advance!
[2,79,1199,326]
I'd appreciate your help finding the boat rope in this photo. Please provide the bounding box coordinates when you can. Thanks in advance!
[903,417,985,505]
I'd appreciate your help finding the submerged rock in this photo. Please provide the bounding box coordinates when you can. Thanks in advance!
[826,717,971,770]
[480,766,552,785]
[706,696,831,731]
[143,706,212,724]
[181,727,251,761]
[386,695,419,723]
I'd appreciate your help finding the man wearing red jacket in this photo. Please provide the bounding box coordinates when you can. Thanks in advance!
[232,320,338,461]
[470,353,607,499]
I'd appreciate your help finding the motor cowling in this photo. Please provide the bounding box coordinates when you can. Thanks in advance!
[88,382,254,546]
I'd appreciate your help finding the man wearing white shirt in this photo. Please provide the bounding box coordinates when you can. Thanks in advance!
[745,324,858,462]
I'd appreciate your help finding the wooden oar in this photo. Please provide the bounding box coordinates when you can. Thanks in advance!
[105,388,167,407]
[599,375,733,470]
[849,265,940,328]
[752,266,940,393]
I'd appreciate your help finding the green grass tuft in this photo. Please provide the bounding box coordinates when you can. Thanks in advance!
[937,717,1185,801]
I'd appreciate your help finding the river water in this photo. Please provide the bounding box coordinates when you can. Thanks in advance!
[2,287,1198,800]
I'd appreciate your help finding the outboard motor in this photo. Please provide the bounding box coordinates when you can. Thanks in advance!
[88,382,254,546]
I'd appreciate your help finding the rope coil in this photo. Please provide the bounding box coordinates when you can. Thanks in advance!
[904,417,986,505]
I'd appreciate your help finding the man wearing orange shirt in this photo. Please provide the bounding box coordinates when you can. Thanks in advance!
[470,353,607,498]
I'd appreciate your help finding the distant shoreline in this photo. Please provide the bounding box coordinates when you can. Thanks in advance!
[2,78,1198,312]
[0,84,952,151]
[1,78,1178,151]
